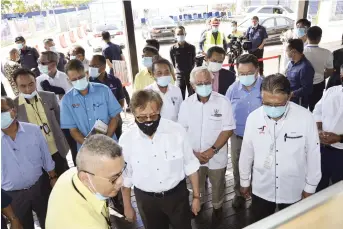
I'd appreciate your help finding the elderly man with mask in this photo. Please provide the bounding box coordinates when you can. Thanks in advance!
[145,59,183,122]
[46,134,126,229]
[225,54,262,209]
[120,90,200,229]
[205,46,236,95]
[36,51,72,102]
[178,66,235,225]
[43,38,67,72]
[239,74,321,222]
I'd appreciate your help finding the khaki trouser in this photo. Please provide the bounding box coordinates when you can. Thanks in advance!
[230,133,243,197]
[199,166,226,209]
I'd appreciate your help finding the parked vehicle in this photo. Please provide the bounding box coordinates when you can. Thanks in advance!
[142,17,177,43]
[245,5,296,20]
[87,23,125,53]
[237,15,294,44]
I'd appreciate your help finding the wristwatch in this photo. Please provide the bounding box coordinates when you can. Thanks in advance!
[340,135,343,143]
[211,146,219,154]
[193,193,202,199]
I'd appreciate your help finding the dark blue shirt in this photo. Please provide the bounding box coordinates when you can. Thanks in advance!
[90,72,125,102]
[20,46,40,77]
[286,56,315,108]
[246,25,268,52]
[102,42,122,62]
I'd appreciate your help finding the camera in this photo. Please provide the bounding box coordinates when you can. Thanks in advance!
[227,35,252,70]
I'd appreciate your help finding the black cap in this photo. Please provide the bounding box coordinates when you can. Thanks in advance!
[15,36,25,43]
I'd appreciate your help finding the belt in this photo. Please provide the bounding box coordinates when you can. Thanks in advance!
[134,179,186,198]
[236,135,243,140]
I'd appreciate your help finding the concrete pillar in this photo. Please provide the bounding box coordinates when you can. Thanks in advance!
[235,0,244,15]
[294,0,309,23]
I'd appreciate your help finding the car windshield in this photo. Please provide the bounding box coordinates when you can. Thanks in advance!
[247,7,258,13]
[150,18,174,26]
[95,24,118,32]
[283,6,294,13]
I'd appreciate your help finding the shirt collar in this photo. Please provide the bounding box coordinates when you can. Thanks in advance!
[72,172,106,215]
[18,92,41,106]
[175,42,188,48]
[72,82,94,96]
[306,44,319,47]
[1,121,25,138]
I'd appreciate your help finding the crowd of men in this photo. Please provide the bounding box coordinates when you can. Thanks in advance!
[1,15,343,229]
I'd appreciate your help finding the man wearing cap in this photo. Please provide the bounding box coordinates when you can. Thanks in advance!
[199,18,228,54]
[15,36,40,77]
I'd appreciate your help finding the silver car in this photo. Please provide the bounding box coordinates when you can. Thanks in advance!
[142,17,177,43]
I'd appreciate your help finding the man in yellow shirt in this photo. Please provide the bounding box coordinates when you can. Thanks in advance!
[46,134,126,229]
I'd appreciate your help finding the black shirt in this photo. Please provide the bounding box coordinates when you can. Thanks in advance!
[19,46,40,77]
[170,42,196,74]
[90,72,125,102]
[57,52,67,72]
[102,42,122,62]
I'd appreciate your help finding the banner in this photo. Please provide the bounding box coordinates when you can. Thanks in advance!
[1,19,13,43]
[34,15,45,31]
[14,17,31,36]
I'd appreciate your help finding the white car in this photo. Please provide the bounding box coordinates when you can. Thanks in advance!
[245,5,296,20]
[87,23,125,53]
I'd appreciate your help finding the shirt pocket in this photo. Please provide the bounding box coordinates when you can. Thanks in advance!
[164,146,184,174]
[93,102,108,121]
[208,116,222,130]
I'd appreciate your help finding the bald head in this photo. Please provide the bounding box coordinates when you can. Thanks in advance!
[76,134,122,172]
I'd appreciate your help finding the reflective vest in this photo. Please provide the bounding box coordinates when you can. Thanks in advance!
[203,31,224,53]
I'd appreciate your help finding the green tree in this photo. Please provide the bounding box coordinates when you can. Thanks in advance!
[1,0,12,14]
[12,0,28,14]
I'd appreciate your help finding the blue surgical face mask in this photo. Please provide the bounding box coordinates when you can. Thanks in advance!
[39,65,49,75]
[142,57,153,68]
[196,84,212,97]
[156,75,171,87]
[177,35,185,43]
[87,174,109,201]
[1,111,14,129]
[263,105,287,118]
[295,28,306,38]
[239,74,256,87]
[89,67,100,78]
[71,77,89,91]
[70,55,76,60]
[20,90,37,100]
[212,27,218,33]
[17,43,23,49]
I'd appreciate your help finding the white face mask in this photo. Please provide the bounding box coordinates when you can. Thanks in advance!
[49,46,57,52]
[89,67,100,78]
[20,90,37,100]
[39,65,49,75]
[207,62,222,72]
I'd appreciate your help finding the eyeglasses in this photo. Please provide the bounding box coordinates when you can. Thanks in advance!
[135,113,160,123]
[80,162,127,185]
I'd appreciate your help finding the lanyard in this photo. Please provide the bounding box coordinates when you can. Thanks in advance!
[71,178,111,228]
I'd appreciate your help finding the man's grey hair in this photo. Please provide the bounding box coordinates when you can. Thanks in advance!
[41,51,59,65]
[190,66,214,84]
[76,134,122,171]
[131,90,163,114]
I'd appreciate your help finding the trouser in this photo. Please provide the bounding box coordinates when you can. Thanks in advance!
[123,86,130,107]
[199,166,226,209]
[51,152,69,176]
[62,129,78,166]
[316,145,343,192]
[115,117,123,139]
[251,194,293,223]
[309,80,325,112]
[231,134,243,197]
[6,175,49,229]
[134,179,192,229]
[249,49,264,76]
[176,72,194,100]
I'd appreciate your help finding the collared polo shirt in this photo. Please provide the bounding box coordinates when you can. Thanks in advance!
[102,42,122,62]
[60,82,122,150]
[90,72,125,102]
[170,42,196,74]
[19,46,40,77]
[226,77,263,137]
[145,82,183,122]
[286,56,315,108]
[46,168,110,229]
[246,25,268,52]
[178,92,236,169]
[303,44,333,84]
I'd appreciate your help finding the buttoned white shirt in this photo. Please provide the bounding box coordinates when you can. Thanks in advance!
[145,83,183,122]
[303,44,333,84]
[36,71,72,103]
[119,118,200,192]
[178,92,236,170]
[239,102,321,204]
[313,85,343,149]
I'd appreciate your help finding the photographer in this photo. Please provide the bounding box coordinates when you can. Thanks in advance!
[245,16,268,76]
[229,21,243,38]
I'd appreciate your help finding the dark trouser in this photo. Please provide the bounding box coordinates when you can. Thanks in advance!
[52,152,69,176]
[309,81,325,112]
[176,72,194,100]
[251,194,293,223]
[134,180,192,229]
[62,129,78,166]
[115,117,123,139]
[249,49,264,76]
[316,145,343,192]
[6,175,49,229]
[123,86,130,107]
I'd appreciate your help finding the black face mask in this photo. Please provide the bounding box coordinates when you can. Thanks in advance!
[135,115,161,136]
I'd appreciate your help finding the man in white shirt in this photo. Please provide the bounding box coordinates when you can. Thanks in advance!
[313,78,343,192]
[304,26,334,112]
[36,51,72,102]
[239,74,321,222]
[178,66,235,225]
[145,59,183,122]
[120,90,200,229]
